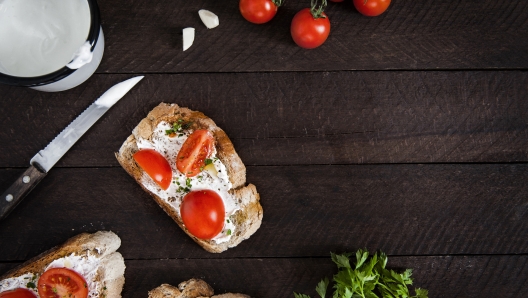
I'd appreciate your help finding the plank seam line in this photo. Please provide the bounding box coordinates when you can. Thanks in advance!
[2,161,528,170]
[92,68,528,75]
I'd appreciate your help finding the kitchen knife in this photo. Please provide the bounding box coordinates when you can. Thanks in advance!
[0,76,144,221]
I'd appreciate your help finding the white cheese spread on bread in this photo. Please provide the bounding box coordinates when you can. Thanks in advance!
[46,253,101,298]
[0,273,38,295]
[136,121,239,243]
[0,253,101,297]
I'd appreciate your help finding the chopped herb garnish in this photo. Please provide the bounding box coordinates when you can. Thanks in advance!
[205,158,213,165]
[52,287,58,293]
[165,120,192,135]
[226,229,232,235]
[26,282,36,289]
[226,219,230,223]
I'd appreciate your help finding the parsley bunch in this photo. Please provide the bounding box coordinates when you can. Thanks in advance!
[294,249,428,298]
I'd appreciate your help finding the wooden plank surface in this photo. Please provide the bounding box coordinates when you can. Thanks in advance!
[2,256,527,297]
[1,71,527,168]
[95,0,528,72]
[0,165,526,260]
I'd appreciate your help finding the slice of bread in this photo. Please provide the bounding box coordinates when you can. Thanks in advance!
[0,231,125,298]
[116,103,263,253]
[148,279,250,298]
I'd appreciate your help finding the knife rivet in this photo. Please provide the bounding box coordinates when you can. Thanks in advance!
[5,194,13,202]
[23,176,31,183]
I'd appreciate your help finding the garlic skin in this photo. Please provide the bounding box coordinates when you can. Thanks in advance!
[198,9,219,29]
[182,27,195,51]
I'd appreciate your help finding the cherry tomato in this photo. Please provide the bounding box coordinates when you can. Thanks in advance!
[291,8,331,49]
[176,130,214,177]
[37,268,88,298]
[240,0,282,24]
[133,148,172,190]
[0,289,37,298]
[180,190,225,239]
[353,0,391,17]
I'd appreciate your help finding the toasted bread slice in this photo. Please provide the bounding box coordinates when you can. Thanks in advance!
[0,231,125,298]
[148,279,250,298]
[116,103,263,253]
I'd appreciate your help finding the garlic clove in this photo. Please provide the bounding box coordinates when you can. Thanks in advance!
[198,9,219,29]
[182,27,195,51]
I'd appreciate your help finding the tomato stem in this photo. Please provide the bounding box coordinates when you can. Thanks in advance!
[273,0,284,7]
[310,0,327,19]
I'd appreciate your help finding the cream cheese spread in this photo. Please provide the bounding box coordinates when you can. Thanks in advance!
[46,253,101,298]
[0,253,101,297]
[136,121,239,243]
[0,273,38,295]
[0,0,91,77]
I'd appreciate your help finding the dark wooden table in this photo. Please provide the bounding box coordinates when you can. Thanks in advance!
[1,0,527,297]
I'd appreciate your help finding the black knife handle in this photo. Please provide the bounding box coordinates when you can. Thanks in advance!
[0,165,47,221]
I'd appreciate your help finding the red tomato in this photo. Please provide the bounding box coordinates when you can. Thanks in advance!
[176,130,214,177]
[240,0,281,24]
[133,149,172,190]
[291,8,331,49]
[180,190,225,239]
[37,268,88,298]
[353,0,391,17]
[0,289,37,298]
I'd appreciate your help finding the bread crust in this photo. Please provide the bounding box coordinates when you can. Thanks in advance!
[0,231,125,298]
[148,279,250,298]
[116,103,263,253]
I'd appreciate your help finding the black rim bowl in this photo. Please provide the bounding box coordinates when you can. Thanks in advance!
[0,0,101,87]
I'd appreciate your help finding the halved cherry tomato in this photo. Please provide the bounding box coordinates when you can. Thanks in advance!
[353,0,391,17]
[133,149,172,190]
[176,130,214,177]
[180,190,225,239]
[239,0,281,24]
[0,288,37,298]
[37,268,88,298]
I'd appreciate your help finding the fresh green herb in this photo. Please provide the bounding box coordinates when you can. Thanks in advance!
[226,229,232,235]
[205,158,213,165]
[176,178,193,193]
[294,249,428,298]
[226,219,230,223]
[26,282,36,289]
[165,119,192,135]
[104,287,107,290]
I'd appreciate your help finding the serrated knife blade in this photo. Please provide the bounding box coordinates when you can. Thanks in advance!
[0,76,144,221]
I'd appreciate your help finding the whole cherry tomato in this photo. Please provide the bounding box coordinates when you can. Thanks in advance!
[38,268,88,298]
[0,289,37,298]
[291,3,331,49]
[176,129,215,177]
[240,0,283,24]
[133,148,172,190]
[353,0,391,17]
[180,190,225,239]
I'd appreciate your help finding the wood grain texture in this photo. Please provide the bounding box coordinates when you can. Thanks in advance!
[0,71,527,167]
[2,256,527,297]
[93,0,528,72]
[0,165,526,260]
